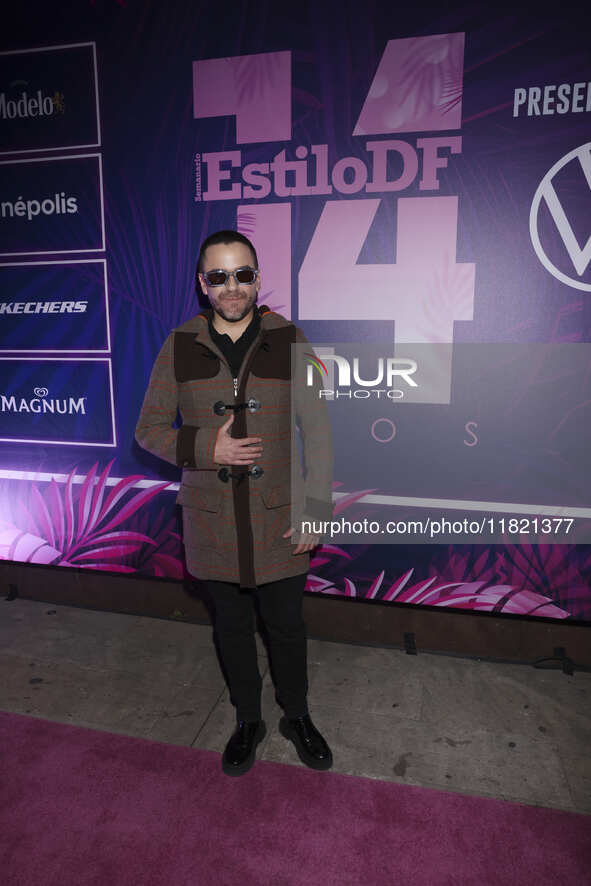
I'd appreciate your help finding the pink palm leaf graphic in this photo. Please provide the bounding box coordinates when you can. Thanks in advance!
[0,462,171,573]
[125,505,184,579]
[307,565,569,618]
[305,484,572,616]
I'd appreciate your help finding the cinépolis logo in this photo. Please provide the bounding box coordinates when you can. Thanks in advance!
[1,192,78,221]
[0,86,65,120]
[0,387,87,415]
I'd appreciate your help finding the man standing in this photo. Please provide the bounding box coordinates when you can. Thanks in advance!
[136,230,333,776]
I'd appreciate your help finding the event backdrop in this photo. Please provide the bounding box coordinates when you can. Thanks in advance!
[1,0,590,621]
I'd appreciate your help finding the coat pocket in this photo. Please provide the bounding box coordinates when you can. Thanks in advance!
[177,485,226,554]
[261,484,291,509]
[261,484,292,549]
[176,485,222,512]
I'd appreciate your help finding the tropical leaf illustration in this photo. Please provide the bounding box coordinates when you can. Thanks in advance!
[417,254,475,342]
[305,483,575,617]
[236,212,257,238]
[125,503,185,579]
[235,53,286,105]
[0,461,172,574]
[258,290,287,314]
[305,566,570,618]
[396,34,463,124]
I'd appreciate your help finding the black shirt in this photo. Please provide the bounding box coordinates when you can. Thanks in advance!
[207,307,261,379]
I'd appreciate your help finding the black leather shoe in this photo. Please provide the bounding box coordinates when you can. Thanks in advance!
[279,714,333,770]
[222,720,266,776]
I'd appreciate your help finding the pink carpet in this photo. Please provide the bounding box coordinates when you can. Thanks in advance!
[1,711,589,886]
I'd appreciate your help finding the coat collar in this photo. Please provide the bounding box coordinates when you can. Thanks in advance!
[193,303,271,344]
[206,304,260,343]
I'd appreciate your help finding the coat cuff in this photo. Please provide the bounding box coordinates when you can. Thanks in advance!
[292,495,334,537]
[176,425,218,469]
[303,495,334,522]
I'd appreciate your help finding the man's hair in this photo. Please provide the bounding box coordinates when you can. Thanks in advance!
[196,230,259,278]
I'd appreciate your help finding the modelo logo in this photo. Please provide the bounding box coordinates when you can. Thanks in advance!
[530,142,591,292]
[1,192,78,221]
[0,300,88,315]
[0,88,65,119]
[0,387,87,414]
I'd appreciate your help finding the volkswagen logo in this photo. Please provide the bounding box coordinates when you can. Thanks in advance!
[530,142,591,292]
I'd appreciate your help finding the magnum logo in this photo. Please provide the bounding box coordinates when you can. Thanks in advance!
[0,388,87,415]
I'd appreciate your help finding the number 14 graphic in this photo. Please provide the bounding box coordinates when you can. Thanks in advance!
[193,33,475,400]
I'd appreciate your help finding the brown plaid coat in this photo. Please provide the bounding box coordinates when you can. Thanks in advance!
[135,304,333,587]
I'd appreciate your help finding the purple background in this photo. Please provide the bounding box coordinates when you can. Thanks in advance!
[0,0,589,621]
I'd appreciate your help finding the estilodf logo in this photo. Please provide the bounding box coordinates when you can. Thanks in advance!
[530,142,591,292]
[1,192,78,221]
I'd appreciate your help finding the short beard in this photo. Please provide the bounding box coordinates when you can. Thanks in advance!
[212,292,257,323]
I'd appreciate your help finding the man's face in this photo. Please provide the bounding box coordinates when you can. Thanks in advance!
[198,241,260,323]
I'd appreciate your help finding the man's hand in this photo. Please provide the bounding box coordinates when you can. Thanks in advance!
[213,414,263,465]
[283,526,321,554]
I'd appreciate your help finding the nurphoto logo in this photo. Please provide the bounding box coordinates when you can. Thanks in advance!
[304,351,418,400]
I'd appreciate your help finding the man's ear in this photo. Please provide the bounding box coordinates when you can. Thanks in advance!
[197,273,206,292]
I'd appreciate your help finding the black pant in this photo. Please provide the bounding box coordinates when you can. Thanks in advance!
[203,573,310,722]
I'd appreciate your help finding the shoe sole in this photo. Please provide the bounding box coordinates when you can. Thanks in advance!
[221,721,266,777]
[279,717,333,770]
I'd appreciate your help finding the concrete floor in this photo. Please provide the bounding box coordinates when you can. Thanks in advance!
[1,596,590,815]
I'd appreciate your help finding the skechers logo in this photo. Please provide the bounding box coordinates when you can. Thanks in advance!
[0,300,88,315]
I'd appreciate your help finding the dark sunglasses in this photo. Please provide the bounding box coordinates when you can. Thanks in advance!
[203,266,259,287]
